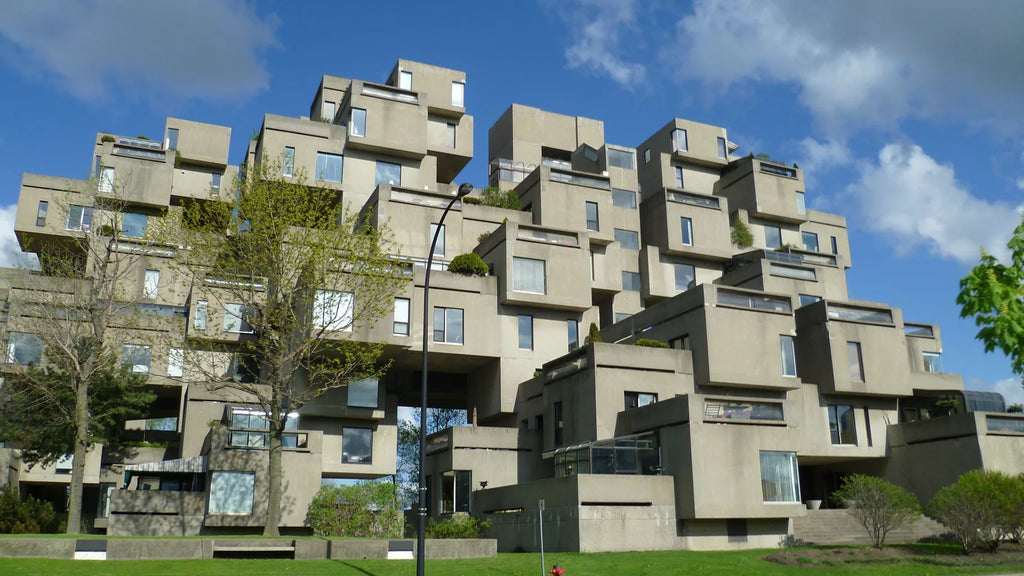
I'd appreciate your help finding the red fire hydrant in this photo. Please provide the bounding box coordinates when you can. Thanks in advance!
[549,564,566,576]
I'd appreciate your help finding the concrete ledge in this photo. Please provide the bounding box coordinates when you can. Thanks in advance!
[330,539,388,559]
[0,538,75,559]
[417,538,498,559]
[294,539,328,560]
[107,539,205,560]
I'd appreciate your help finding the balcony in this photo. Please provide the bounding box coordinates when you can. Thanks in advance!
[715,156,807,224]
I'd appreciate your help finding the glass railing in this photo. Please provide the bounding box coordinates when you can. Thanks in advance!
[904,323,935,337]
[517,227,578,246]
[827,305,893,324]
[552,432,659,477]
[390,190,459,209]
[113,145,166,162]
[769,263,816,281]
[704,400,784,422]
[548,168,611,190]
[987,416,1024,434]
[717,289,792,313]
[117,137,163,150]
[361,84,418,104]
[667,190,720,209]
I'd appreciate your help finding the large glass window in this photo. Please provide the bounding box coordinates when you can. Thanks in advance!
[704,400,783,421]
[122,344,151,374]
[798,294,822,307]
[66,205,93,232]
[612,188,636,209]
[765,225,782,249]
[315,152,343,183]
[342,427,372,463]
[615,228,639,250]
[451,81,465,107]
[441,470,471,514]
[513,257,546,294]
[848,342,864,382]
[567,319,579,351]
[313,289,353,331]
[625,392,657,409]
[6,332,42,365]
[168,347,183,378]
[446,123,457,148]
[375,161,401,186]
[122,212,148,238]
[99,167,115,193]
[394,297,410,335]
[780,335,797,377]
[212,173,221,190]
[828,405,857,445]
[923,352,943,373]
[194,300,208,330]
[760,451,800,502]
[674,263,696,291]
[348,378,379,408]
[224,303,255,334]
[717,137,727,159]
[433,307,464,344]
[802,231,819,252]
[350,108,366,137]
[796,191,806,215]
[282,147,295,176]
[622,271,641,292]
[430,223,445,257]
[518,315,533,350]
[607,149,635,170]
[672,129,688,152]
[831,236,839,255]
[674,165,684,189]
[36,201,48,227]
[322,101,336,122]
[143,269,159,299]
[585,201,599,231]
[208,471,254,515]
[680,217,693,246]
[166,128,179,150]
[399,70,412,90]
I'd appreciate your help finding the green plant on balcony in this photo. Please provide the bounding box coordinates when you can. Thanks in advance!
[731,220,753,248]
[584,322,601,345]
[135,135,150,140]
[467,186,521,210]
[448,253,488,276]
[635,338,669,348]
[101,134,115,143]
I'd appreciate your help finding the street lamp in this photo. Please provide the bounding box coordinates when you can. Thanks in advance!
[417,181,473,576]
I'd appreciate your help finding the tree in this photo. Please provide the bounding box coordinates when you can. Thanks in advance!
[928,470,1014,553]
[177,161,407,535]
[305,481,402,538]
[957,215,1024,376]
[832,474,920,548]
[1,172,172,533]
[395,408,466,507]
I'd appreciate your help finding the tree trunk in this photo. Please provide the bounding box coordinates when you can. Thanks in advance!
[66,378,90,534]
[264,418,283,536]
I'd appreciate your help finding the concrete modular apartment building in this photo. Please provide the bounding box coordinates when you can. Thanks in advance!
[2,59,1023,550]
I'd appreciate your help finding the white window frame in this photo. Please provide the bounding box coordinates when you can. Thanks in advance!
[433,307,464,344]
[430,223,445,257]
[399,70,413,91]
[143,269,159,299]
[66,205,93,232]
[518,315,533,350]
[313,289,354,331]
[208,471,255,515]
[512,257,546,294]
[99,167,115,193]
[780,335,797,377]
[451,81,465,107]
[316,152,343,183]
[123,344,152,375]
[322,101,336,122]
[672,128,688,152]
[194,300,208,330]
[283,147,295,176]
[680,217,693,246]
[350,108,367,137]
[223,303,255,334]
[168,347,184,378]
[393,297,410,335]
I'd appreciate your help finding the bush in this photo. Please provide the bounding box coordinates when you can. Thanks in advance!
[448,253,488,276]
[635,339,669,348]
[927,470,1018,553]
[0,488,64,534]
[832,474,920,548]
[305,481,402,538]
[426,513,491,538]
[731,220,753,248]
[584,322,601,345]
[473,186,521,210]
[100,134,115,143]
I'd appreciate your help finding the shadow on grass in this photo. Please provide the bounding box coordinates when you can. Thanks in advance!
[337,561,382,576]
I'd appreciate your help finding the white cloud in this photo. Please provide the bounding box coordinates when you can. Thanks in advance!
[550,0,647,88]
[847,143,1021,264]
[986,377,1024,409]
[0,204,38,269]
[798,137,852,175]
[0,0,279,101]
[1016,177,1024,191]
[671,0,1024,136]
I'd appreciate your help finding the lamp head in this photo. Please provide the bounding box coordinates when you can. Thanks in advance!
[457,182,474,198]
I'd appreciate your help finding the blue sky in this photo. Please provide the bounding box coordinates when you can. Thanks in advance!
[0,0,1022,403]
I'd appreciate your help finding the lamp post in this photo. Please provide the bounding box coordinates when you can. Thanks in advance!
[417,182,473,576]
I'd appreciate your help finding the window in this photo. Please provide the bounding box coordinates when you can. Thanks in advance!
[831,236,838,255]
[224,303,255,334]
[430,223,445,257]
[828,405,857,445]
[607,149,635,170]
[99,167,115,193]
[625,392,657,409]
[194,300,208,330]
[680,217,693,246]
[615,228,639,250]
[313,289,354,331]
[622,271,641,292]
[6,332,42,365]
[168,348,183,378]
[375,161,401,186]
[433,307,464,344]
[518,315,533,350]
[322,101,335,122]
[670,334,690,350]
[615,312,631,323]
[717,137,727,159]
[122,344,151,375]
[923,352,943,373]
[848,342,864,382]
[585,201,599,231]
[705,400,783,421]
[759,451,800,502]
[567,319,579,351]
[122,212,147,238]
[441,470,472,514]
[66,205,93,231]
[796,191,806,215]
[209,471,255,515]
[348,378,379,408]
[798,294,822,307]
[35,201,47,227]
[674,263,696,291]
[394,297,410,335]
[451,81,465,107]
[350,108,366,137]
[672,129,688,152]
[94,156,102,179]
[643,148,650,164]
[554,401,564,446]
[770,264,816,280]
[802,231,819,252]
[612,188,636,209]
[316,152,343,183]
[674,165,684,189]
[212,173,221,189]
[143,269,159,299]
[342,427,372,463]
[166,128,179,150]
[780,335,797,377]
[399,70,412,90]
[282,146,295,176]
[765,225,782,249]
[513,257,546,294]
[446,123,456,148]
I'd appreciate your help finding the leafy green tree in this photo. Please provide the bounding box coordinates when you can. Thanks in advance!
[396,408,466,507]
[306,481,402,537]
[957,216,1024,376]
[832,474,920,548]
[426,513,491,538]
[928,470,1013,553]
[731,219,754,248]
[177,160,407,536]
[0,488,64,534]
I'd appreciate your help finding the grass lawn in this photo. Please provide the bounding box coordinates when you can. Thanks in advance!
[3,547,1024,576]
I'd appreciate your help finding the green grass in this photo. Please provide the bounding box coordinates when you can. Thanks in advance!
[1,549,1024,576]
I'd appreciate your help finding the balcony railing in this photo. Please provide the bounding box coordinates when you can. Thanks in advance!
[904,323,935,337]
[667,190,720,209]
[827,305,893,325]
[716,289,792,313]
[390,189,460,210]
[517,226,578,247]
[548,168,610,190]
[117,137,163,150]
[113,145,166,162]
[361,83,419,104]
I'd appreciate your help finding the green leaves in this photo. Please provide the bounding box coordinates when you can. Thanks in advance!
[833,474,920,548]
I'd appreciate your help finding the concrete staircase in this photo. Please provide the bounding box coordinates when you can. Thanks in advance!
[791,509,949,545]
